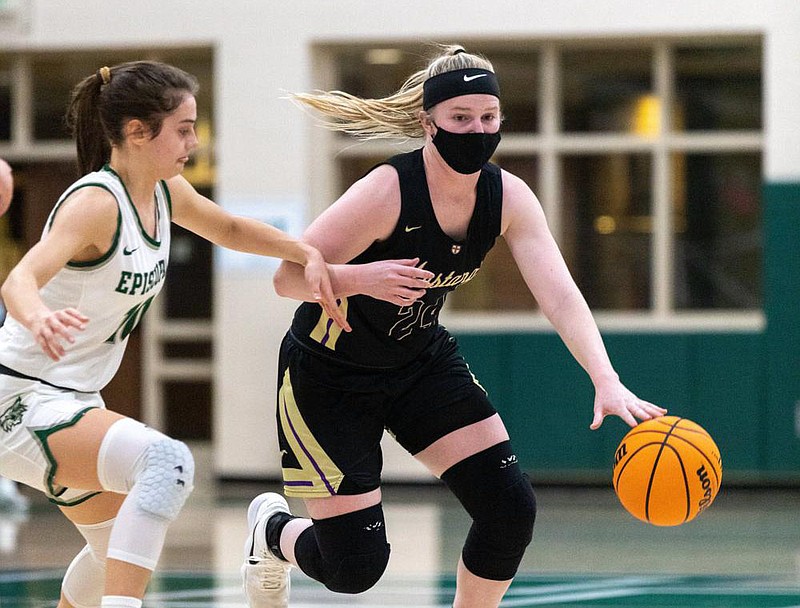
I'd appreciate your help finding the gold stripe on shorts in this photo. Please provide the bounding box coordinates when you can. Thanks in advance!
[278,367,344,497]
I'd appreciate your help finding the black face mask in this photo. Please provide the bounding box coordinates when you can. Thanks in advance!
[431,124,502,174]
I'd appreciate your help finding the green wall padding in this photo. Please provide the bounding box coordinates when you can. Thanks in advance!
[453,331,765,481]
[763,183,800,475]
[444,181,800,484]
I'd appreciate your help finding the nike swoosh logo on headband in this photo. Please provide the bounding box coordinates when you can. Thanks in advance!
[463,74,489,82]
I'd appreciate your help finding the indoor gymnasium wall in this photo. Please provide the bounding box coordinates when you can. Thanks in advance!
[455,2,800,484]
[5,0,798,484]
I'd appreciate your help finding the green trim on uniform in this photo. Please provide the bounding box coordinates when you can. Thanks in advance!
[31,406,102,507]
[161,179,173,219]
[47,183,122,270]
[103,164,162,249]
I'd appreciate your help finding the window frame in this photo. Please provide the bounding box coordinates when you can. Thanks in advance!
[0,46,216,433]
[313,37,764,332]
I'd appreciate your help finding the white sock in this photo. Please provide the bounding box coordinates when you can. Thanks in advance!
[100,596,142,608]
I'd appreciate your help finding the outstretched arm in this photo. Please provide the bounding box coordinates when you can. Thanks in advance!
[167,175,349,331]
[500,171,666,429]
[274,258,433,306]
[272,165,434,305]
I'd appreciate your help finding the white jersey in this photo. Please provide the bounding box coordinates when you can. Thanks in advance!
[0,165,171,392]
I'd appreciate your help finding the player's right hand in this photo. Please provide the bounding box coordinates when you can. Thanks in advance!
[29,307,89,361]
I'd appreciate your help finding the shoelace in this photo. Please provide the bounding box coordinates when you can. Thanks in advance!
[255,560,289,590]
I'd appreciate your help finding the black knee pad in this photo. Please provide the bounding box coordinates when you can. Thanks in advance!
[294,503,391,594]
[441,441,537,580]
[323,549,389,594]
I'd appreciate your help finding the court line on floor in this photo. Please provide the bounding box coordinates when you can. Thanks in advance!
[504,574,687,596]
[0,569,65,583]
[142,575,683,608]
[5,570,800,608]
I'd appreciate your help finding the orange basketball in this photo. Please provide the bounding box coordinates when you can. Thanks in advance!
[613,416,722,526]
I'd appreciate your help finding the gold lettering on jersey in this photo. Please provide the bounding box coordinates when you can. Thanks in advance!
[416,261,480,289]
[115,260,167,296]
[427,268,480,289]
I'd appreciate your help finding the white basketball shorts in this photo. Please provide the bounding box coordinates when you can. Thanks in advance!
[0,374,105,506]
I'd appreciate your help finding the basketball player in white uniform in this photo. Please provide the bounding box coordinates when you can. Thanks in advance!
[0,61,347,608]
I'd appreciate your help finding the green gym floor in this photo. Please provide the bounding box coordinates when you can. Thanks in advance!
[2,452,799,607]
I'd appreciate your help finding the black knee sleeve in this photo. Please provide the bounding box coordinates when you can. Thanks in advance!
[441,441,537,581]
[293,503,391,594]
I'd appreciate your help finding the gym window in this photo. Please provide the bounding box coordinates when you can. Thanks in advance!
[315,38,763,326]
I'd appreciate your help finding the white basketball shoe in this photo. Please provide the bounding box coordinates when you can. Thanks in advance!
[241,492,293,608]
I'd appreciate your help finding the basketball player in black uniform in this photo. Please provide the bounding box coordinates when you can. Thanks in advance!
[241,45,667,608]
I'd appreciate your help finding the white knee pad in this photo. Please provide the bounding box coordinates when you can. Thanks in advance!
[96,418,195,570]
[61,519,114,608]
[62,545,105,608]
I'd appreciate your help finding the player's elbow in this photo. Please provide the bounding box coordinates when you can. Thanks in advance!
[272,262,294,298]
[274,259,326,302]
[0,268,20,310]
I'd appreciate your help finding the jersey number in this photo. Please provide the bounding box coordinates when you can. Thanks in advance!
[389,295,444,340]
[105,296,154,344]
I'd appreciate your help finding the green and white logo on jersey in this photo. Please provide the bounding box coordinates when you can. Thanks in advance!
[0,396,26,432]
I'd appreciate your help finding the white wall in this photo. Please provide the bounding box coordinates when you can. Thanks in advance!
[4,0,799,478]
[763,3,800,181]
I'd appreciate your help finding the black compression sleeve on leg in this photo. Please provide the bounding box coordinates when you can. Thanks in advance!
[293,503,391,594]
[440,441,537,581]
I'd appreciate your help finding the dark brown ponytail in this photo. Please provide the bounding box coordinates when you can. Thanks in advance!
[66,70,110,176]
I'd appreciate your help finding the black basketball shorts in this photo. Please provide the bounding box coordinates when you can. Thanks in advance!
[275,331,497,497]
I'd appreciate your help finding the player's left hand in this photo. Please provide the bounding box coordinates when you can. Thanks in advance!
[590,378,667,430]
[303,246,351,332]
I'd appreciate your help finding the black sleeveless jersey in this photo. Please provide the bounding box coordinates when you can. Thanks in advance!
[289,147,503,368]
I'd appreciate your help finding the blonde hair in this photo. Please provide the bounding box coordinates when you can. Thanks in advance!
[291,44,495,140]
